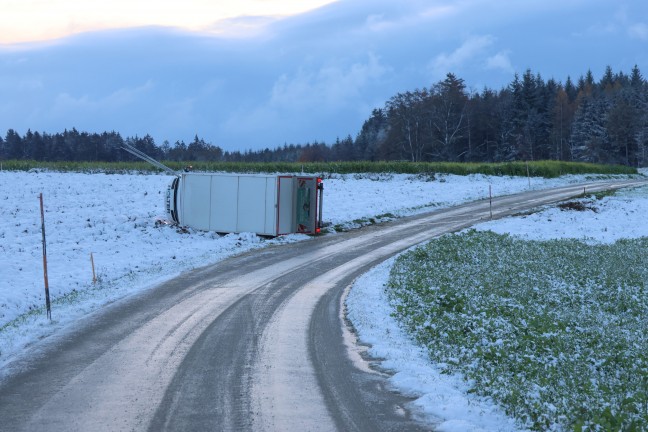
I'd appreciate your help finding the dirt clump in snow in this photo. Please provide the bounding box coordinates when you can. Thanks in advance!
[557,200,598,212]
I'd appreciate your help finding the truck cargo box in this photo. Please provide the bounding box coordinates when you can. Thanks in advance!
[166,173,323,236]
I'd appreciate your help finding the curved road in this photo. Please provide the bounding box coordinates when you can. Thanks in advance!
[1,179,645,431]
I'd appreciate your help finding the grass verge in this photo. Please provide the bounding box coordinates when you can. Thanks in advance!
[0,160,638,178]
[387,230,648,431]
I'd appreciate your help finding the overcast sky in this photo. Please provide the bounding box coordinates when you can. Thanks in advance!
[1,0,647,152]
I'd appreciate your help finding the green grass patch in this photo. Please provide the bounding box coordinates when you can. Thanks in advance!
[388,230,648,431]
[0,160,638,178]
[589,189,620,201]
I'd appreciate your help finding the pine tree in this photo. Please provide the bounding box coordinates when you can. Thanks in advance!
[571,95,609,162]
[564,76,578,102]
[354,108,388,162]
[5,129,23,160]
[629,65,648,165]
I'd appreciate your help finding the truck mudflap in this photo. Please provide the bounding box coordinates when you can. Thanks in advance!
[317,178,323,233]
[166,177,180,224]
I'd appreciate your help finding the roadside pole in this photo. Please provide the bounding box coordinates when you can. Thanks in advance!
[39,193,51,320]
[91,252,97,283]
[489,184,493,219]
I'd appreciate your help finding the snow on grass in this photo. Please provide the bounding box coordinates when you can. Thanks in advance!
[0,171,308,367]
[323,172,605,230]
[0,169,595,334]
[347,184,648,431]
[0,169,644,429]
[474,185,648,243]
[346,256,522,432]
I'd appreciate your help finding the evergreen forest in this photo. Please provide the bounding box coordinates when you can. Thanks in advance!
[2,65,647,166]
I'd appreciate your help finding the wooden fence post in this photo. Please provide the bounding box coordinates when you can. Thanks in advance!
[39,193,51,320]
[91,252,97,283]
[489,184,493,220]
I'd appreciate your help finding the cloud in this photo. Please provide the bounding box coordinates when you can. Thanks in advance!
[106,81,156,106]
[587,6,648,41]
[361,4,456,33]
[628,23,648,41]
[269,53,389,109]
[53,93,91,112]
[0,77,43,91]
[219,53,392,145]
[364,14,391,32]
[429,35,496,79]
[419,4,458,20]
[203,15,278,38]
[52,81,155,114]
[486,51,513,73]
[1,0,648,150]
[1,0,342,44]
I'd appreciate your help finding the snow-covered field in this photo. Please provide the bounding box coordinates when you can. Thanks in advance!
[348,182,648,431]
[1,169,646,430]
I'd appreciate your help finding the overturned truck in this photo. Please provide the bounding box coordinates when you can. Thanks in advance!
[167,172,323,236]
[123,143,323,236]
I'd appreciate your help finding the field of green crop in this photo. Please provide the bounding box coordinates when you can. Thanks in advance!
[388,231,648,431]
[0,159,638,178]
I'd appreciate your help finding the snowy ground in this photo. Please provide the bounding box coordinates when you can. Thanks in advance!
[347,182,648,432]
[0,169,645,429]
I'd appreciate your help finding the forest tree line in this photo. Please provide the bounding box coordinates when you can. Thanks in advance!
[2,65,647,166]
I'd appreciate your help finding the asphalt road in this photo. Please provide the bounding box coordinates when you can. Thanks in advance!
[0,179,646,432]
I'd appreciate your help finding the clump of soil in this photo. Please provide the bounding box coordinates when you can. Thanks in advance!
[557,201,598,212]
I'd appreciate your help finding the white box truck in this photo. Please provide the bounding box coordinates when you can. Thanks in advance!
[166,173,323,236]
[121,144,323,236]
